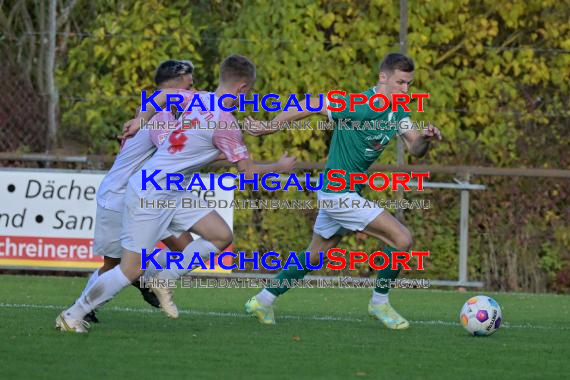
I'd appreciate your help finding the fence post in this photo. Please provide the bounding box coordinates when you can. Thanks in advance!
[458,173,471,286]
[46,0,58,152]
[396,0,408,223]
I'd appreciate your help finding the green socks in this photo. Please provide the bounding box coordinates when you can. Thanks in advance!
[374,246,402,294]
[267,251,314,296]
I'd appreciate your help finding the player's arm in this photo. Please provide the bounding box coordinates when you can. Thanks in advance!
[246,95,328,136]
[274,95,329,121]
[236,153,296,179]
[215,112,296,176]
[400,120,442,158]
[119,88,186,139]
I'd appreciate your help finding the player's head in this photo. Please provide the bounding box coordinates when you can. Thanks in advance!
[155,60,194,90]
[219,54,256,104]
[378,53,415,95]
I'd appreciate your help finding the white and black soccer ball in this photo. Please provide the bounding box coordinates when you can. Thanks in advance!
[460,295,502,336]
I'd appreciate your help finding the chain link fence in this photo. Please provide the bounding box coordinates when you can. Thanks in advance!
[0,65,48,153]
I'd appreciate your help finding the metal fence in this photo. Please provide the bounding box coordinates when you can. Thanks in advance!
[0,67,48,153]
[2,154,569,291]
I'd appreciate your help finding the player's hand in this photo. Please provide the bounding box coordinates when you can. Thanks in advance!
[278,152,296,173]
[118,118,143,139]
[422,124,442,141]
[244,116,277,136]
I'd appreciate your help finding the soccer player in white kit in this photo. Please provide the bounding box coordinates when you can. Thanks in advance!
[77,60,198,323]
[56,55,296,333]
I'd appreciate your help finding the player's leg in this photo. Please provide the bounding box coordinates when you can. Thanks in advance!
[247,191,412,329]
[86,205,159,322]
[255,232,342,301]
[81,257,120,301]
[155,211,232,281]
[78,205,125,323]
[93,254,162,312]
[123,232,196,310]
[246,231,341,324]
[147,208,232,318]
[269,232,342,296]
[80,256,121,323]
[303,192,412,329]
[264,192,348,299]
[140,232,195,318]
[162,232,194,251]
[60,205,187,331]
[56,250,144,333]
[56,187,171,333]
[143,232,194,279]
[246,192,347,324]
[83,206,122,297]
[246,191,347,323]
[361,211,413,329]
[99,256,122,273]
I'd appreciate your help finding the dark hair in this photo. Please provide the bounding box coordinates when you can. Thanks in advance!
[219,55,256,84]
[154,60,194,86]
[379,53,414,73]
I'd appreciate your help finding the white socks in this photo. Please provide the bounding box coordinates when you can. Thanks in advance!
[370,290,389,305]
[79,269,100,299]
[66,266,131,320]
[65,239,218,320]
[156,238,219,280]
[143,248,173,279]
[256,289,277,306]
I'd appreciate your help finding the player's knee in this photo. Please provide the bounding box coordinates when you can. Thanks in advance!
[212,227,233,250]
[120,253,145,282]
[393,231,413,251]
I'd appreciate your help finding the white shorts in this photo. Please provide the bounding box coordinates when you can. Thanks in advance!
[313,191,384,239]
[93,205,123,258]
[94,204,177,258]
[121,185,213,254]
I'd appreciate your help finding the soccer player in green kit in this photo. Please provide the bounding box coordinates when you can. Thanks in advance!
[245,53,441,329]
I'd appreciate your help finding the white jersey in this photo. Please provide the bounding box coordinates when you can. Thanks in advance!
[128,92,249,197]
[96,89,197,212]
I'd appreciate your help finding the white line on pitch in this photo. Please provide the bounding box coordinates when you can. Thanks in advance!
[1,302,568,331]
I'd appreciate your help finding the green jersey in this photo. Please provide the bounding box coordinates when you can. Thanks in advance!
[321,87,411,194]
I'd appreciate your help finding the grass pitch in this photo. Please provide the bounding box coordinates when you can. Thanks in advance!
[1,274,569,379]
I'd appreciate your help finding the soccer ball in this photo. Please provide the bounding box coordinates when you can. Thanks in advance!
[459,295,502,336]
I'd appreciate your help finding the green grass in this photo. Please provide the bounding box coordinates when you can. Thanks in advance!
[1,274,569,379]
